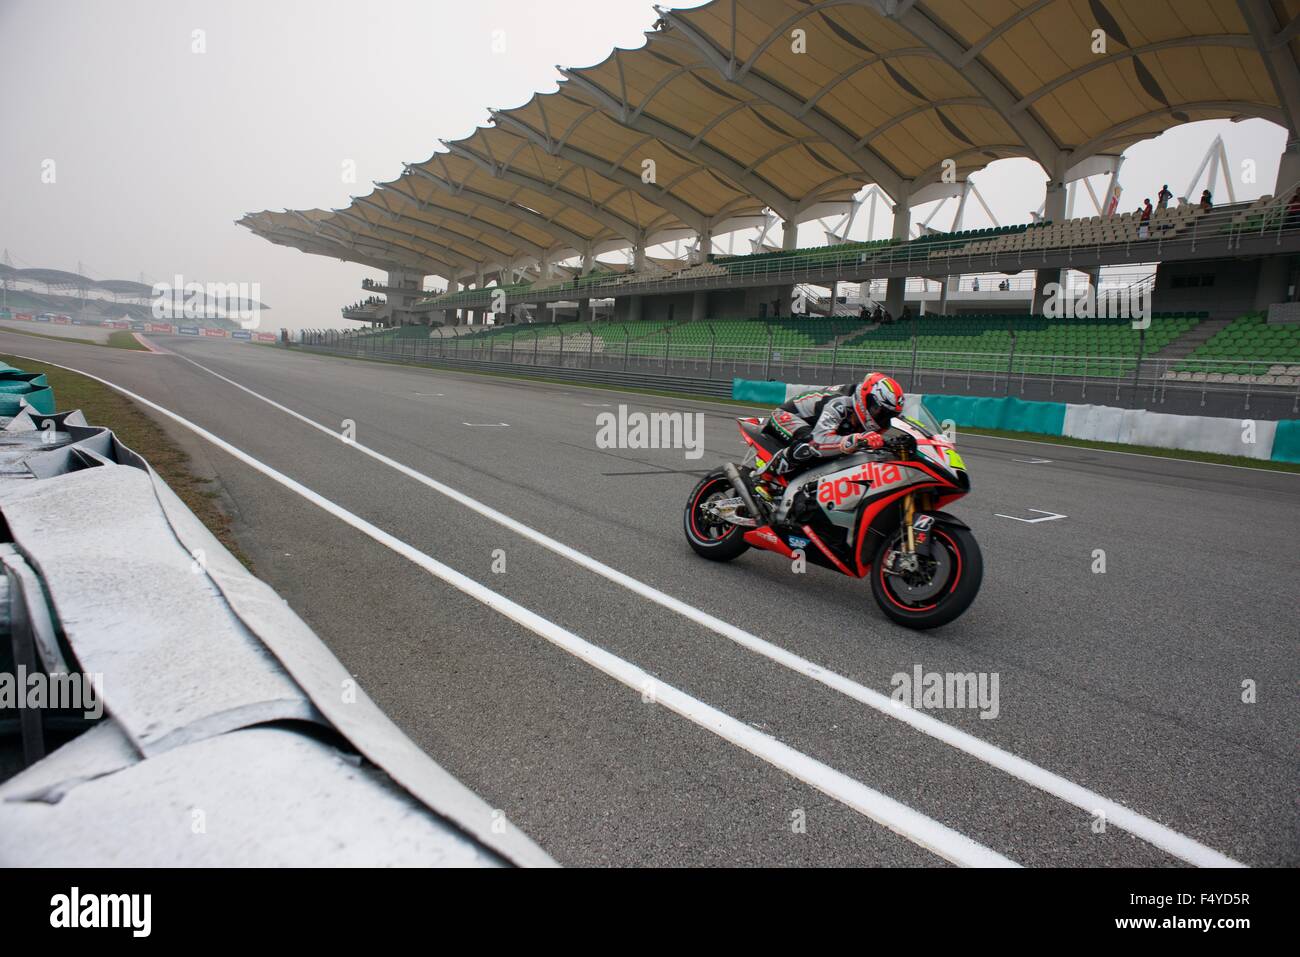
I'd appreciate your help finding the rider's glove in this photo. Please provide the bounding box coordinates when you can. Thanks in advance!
[840,431,884,453]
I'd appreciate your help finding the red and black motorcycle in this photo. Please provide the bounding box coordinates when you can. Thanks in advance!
[683,404,981,629]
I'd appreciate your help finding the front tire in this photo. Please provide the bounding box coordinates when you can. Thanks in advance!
[870,526,982,629]
[683,469,751,561]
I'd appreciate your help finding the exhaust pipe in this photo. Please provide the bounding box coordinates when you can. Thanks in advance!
[723,463,769,524]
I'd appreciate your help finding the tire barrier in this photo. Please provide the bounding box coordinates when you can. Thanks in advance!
[0,362,55,416]
[0,402,553,866]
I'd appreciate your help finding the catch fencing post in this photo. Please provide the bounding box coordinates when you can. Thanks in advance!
[909,309,919,384]
[1130,327,1146,407]
[1005,332,1016,396]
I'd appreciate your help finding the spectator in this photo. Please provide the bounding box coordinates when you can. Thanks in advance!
[859,304,869,321]
[1138,198,1153,238]
[972,277,980,291]
[1200,189,1214,212]
[1157,184,1173,210]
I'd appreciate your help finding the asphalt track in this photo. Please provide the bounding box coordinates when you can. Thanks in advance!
[3,329,1296,867]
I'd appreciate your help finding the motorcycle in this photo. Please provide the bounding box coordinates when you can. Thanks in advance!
[683,402,981,630]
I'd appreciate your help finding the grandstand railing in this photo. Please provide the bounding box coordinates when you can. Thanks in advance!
[301,325,1300,414]
[411,192,1300,312]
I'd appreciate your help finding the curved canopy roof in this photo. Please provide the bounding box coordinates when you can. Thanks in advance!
[241,0,1300,282]
[0,265,156,297]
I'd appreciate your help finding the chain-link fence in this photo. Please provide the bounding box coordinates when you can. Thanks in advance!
[299,323,1300,419]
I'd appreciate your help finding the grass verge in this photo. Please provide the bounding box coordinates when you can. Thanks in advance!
[0,324,148,350]
[295,344,1300,474]
[1,352,252,567]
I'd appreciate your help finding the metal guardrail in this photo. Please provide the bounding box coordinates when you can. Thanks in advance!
[0,403,555,867]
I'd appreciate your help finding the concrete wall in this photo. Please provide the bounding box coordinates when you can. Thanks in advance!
[610,285,787,322]
[1152,256,1300,319]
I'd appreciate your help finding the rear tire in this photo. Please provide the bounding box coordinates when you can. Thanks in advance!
[684,469,751,561]
[870,525,982,630]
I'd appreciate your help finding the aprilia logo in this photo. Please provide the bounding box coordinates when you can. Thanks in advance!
[817,461,903,507]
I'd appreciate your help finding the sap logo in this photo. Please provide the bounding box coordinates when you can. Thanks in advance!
[787,535,810,549]
[817,461,903,508]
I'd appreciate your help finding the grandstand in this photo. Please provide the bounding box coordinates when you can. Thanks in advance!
[0,262,260,329]
[244,0,1300,386]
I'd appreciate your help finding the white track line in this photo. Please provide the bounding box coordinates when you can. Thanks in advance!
[164,352,1248,868]
[10,352,1014,868]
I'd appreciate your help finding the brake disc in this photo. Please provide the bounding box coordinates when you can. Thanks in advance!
[887,540,951,603]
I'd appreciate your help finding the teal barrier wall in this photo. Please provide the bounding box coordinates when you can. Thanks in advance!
[731,377,786,404]
[1271,419,1300,463]
[733,378,1068,435]
[920,394,1067,436]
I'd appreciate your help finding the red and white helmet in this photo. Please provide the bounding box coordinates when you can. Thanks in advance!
[854,373,904,429]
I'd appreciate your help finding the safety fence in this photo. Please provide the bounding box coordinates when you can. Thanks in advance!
[299,326,1300,417]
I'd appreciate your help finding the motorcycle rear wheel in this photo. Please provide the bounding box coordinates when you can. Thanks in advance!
[683,469,751,561]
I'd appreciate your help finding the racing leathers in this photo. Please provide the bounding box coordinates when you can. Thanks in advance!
[757,383,886,481]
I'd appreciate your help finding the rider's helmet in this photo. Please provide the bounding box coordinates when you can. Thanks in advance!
[854,373,904,430]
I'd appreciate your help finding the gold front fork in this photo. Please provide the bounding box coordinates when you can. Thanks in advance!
[899,450,917,554]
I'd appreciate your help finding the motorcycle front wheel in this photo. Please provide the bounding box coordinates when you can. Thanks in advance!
[870,525,982,630]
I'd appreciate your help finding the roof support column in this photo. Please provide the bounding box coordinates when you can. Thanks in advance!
[885,195,911,319]
[1032,181,1068,315]
[695,225,713,264]
[445,277,460,326]
[1276,133,1300,197]
[779,219,800,316]
[471,269,486,325]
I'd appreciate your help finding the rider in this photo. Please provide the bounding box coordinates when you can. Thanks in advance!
[756,372,905,482]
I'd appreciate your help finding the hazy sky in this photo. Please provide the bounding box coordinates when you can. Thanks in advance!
[1,0,1290,330]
